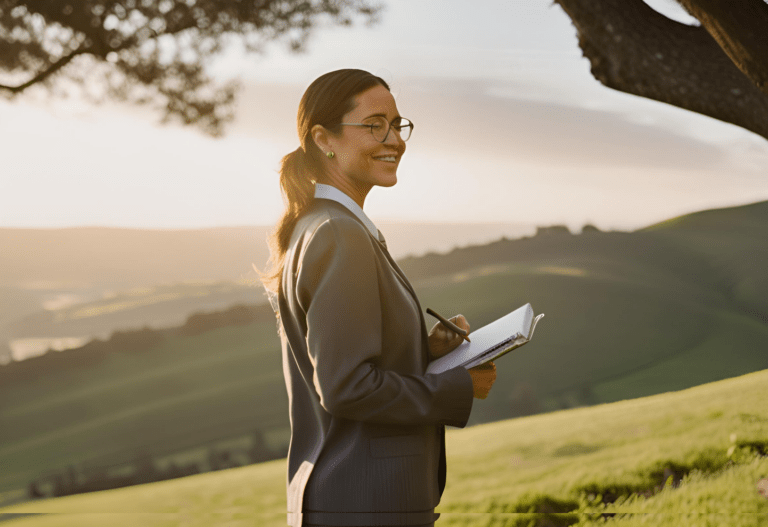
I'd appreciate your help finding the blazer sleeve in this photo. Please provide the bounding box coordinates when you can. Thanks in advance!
[296,216,473,427]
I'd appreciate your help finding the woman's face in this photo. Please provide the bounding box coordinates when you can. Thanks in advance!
[327,85,407,191]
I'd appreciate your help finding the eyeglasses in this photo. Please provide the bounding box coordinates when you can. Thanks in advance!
[339,116,414,142]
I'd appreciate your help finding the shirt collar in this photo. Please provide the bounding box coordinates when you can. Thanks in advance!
[314,183,380,239]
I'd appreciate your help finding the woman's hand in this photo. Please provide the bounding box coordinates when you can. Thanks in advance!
[427,314,470,361]
[468,362,496,399]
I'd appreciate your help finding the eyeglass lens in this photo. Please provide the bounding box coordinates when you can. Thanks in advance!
[370,117,412,142]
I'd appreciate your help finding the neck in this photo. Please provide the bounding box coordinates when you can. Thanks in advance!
[319,174,371,209]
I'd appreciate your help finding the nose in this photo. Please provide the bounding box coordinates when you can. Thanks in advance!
[384,124,405,150]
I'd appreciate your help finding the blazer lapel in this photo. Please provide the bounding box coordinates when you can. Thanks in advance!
[373,233,431,367]
[373,231,418,303]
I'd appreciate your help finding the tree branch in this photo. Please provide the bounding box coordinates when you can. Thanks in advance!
[0,47,87,94]
[676,0,768,94]
[1,1,381,135]
[553,0,768,141]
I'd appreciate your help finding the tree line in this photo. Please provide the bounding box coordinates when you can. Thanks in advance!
[27,427,287,500]
[0,302,274,390]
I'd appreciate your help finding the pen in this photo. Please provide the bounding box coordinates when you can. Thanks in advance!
[426,308,471,343]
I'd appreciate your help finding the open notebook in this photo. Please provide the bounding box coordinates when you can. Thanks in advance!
[426,303,544,375]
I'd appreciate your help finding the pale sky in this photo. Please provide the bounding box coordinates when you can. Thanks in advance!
[2,0,767,232]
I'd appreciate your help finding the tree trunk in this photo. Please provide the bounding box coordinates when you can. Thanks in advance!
[553,0,768,142]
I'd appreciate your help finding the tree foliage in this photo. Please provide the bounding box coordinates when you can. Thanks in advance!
[554,0,768,142]
[0,0,380,136]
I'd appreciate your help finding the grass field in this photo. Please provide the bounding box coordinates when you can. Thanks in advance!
[1,368,766,527]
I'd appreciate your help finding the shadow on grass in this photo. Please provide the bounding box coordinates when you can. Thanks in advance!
[492,441,768,526]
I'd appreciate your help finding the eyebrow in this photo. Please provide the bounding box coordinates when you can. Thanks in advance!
[363,112,401,120]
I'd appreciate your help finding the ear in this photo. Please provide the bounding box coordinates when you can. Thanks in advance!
[311,124,333,156]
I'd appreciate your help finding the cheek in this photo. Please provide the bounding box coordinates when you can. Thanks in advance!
[340,136,382,173]
[340,149,371,173]
[354,145,378,168]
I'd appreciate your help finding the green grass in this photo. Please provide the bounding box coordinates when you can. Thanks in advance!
[1,368,767,527]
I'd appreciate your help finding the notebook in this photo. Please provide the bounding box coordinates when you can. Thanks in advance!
[425,303,544,374]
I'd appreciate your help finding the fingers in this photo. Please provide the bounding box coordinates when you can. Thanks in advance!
[431,322,464,341]
[429,314,470,334]
[471,361,495,371]
[469,361,496,399]
[450,314,470,333]
[437,325,461,342]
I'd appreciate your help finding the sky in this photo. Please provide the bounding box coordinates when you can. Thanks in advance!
[1,0,767,232]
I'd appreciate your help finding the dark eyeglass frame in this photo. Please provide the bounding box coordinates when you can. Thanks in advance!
[339,116,414,142]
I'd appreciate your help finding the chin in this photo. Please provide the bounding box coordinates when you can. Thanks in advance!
[382,166,400,186]
[378,174,398,187]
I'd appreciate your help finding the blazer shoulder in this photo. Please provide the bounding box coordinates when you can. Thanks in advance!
[288,200,376,281]
[291,203,378,308]
[298,199,373,246]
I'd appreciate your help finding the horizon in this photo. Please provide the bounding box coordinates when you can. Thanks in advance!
[0,195,765,233]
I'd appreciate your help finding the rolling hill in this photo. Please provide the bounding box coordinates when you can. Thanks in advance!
[641,199,768,320]
[0,222,533,361]
[0,200,766,504]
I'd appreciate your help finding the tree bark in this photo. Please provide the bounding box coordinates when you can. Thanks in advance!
[553,0,768,142]
[676,0,768,93]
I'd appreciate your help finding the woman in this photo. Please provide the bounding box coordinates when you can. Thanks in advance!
[260,69,497,527]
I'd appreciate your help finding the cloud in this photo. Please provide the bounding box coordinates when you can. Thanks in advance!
[398,78,729,171]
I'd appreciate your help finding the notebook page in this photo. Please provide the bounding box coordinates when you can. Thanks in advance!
[426,303,533,374]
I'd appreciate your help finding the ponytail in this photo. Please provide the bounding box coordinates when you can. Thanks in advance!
[257,147,316,297]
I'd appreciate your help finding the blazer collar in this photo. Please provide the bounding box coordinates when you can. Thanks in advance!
[311,199,418,304]
[314,183,379,239]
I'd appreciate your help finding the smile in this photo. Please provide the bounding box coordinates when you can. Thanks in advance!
[372,155,397,163]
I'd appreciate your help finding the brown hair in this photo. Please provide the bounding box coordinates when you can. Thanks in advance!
[257,69,390,297]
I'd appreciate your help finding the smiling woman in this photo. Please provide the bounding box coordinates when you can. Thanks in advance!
[255,69,497,527]
[309,83,408,204]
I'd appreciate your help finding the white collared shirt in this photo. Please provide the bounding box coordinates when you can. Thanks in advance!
[314,183,380,239]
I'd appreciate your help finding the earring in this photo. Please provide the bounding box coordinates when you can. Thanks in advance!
[326,151,334,159]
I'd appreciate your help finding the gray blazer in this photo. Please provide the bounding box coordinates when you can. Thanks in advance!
[276,198,474,527]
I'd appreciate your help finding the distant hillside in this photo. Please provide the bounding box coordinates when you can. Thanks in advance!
[0,222,533,360]
[640,200,768,320]
[643,199,768,232]
[0,222,533,291]
[1,200,767,500]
